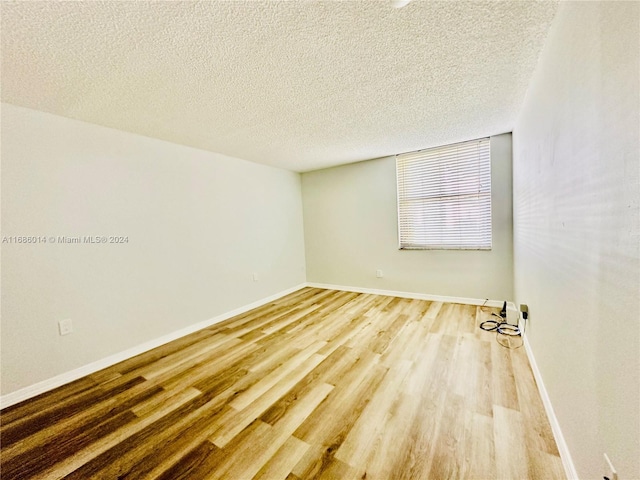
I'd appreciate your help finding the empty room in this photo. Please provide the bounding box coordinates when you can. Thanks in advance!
[1,1,638,479]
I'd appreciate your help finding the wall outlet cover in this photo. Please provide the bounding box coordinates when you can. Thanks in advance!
[58,319,73,336]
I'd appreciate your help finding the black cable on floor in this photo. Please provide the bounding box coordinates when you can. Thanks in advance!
[478,300,526,349]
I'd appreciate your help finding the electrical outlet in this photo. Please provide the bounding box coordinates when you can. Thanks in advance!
[376,269,383,278]
[604,453,617,480]
[58,319,73,336]
[252,273,259,282]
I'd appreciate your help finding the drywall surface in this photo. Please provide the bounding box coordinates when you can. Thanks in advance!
[0,103,306,395]
[513,2,639,478]
[302,133,513,300]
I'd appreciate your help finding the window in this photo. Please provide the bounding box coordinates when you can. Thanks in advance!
[396,137,491,250]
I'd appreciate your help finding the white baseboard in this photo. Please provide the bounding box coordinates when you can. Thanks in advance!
[0,283,306,409]
[523,335,578,480]
[306,281,516,310]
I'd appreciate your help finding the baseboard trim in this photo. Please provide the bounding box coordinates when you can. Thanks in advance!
[523,335,578,480]
[0,283,306,409]
[306,282,516,310]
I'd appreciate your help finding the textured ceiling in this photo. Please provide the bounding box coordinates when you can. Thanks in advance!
[1,1,558,172]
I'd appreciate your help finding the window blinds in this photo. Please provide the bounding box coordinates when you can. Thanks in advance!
[396,137,491,250]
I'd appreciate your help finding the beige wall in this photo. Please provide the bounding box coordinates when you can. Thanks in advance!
[302,133,514,301]
[513,2,639,478]
[0,103,306,395]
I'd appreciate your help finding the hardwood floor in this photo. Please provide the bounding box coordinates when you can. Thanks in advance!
[0,288,565,479]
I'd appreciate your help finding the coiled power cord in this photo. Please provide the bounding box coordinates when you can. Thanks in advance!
[479,300,527,349]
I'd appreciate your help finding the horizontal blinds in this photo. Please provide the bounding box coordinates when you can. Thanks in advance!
[397,138,491,250]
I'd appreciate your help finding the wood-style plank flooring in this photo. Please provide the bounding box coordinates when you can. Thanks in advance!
[0,288,565,479]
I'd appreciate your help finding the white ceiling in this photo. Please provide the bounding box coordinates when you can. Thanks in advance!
[1,1,558,172]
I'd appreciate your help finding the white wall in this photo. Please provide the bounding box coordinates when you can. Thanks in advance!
[513,2,639,478]
[0,103,306,395]
[302,133,513,301]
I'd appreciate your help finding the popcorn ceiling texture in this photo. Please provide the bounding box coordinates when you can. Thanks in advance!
[1,1,558,172]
